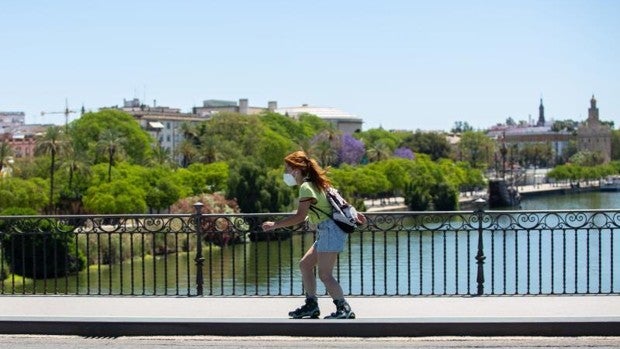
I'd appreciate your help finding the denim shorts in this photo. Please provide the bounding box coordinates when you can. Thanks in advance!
[314,219,347,252]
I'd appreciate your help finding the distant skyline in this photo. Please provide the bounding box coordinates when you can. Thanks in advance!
[1,1,618,131]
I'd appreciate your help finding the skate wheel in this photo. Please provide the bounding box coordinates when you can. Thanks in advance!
[349,312,356,319]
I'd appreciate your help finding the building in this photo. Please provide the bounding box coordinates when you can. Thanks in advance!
[4,124,51,159]
[116,99,206,164]
[192,99,277,117]
[487,99,572,166]
[576,95,612,163]
[0,111,25,134]
[275,104,363,134]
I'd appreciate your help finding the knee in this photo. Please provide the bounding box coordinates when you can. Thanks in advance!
[318,269,335,284]
[299,258,313,273]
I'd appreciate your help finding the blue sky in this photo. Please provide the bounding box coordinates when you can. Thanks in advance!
[1,0,618,131]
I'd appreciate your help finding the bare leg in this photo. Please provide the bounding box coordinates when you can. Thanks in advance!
[299,245,318,297]
[317,251,344,300]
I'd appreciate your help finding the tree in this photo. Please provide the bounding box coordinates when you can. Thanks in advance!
[0,141,13,175]
[70,109,153,165]
[96,129,126,182]
[401,130,450,160]
[366,141,392,162]
[35,126,69,212]
[339,133,365,165]
[58,146,91,214]
[83,179,147,214]
[457,131,494,169]
[310,129,340,167]
[0,177,48,212]
[451,121,474,133]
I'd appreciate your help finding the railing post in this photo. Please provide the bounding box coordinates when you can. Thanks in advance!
[474,198,486,296]
[193,202,204,296]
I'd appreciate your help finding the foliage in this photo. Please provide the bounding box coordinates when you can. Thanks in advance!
[170,192,239,214]
[83,179,147,214]
[226,160,294,214]
[431,181,459,211]
[143,167,182,213]
[0,207,86,279]
[170,193,244,246]
[569,150,606,167]
[451,121,474,133]
[0,177,49,212]
[70,109,153,165]
[339,133,365,165]
[394,147,415,160]
[401,130,450,160]
[457,131,495,169]
[174,162,229,196]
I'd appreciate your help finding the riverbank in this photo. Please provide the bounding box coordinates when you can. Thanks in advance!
[366,181,603,212]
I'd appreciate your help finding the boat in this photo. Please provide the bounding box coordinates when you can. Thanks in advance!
[600,175,620,192]
[488,178,521,208]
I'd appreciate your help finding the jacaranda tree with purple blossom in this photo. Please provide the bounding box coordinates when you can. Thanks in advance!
[394,147,415,160]
[339,133,365,165]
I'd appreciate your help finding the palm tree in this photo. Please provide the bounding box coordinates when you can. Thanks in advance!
[366,141,391,162]
[59,146,91,197]
[177,139,198,168]
[96,129,125,182]
[36,126,69,212]
[152,143,173,167]
[310,129,340,167]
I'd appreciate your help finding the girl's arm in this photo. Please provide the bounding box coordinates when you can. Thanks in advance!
[262,198,314,232]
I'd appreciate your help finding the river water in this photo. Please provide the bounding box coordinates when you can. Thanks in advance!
[519,190,620,210]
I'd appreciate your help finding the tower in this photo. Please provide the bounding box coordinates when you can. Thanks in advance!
[537,98,545,126]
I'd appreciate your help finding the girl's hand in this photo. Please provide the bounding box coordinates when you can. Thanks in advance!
[356,212,367,224]
[262,221,276,231]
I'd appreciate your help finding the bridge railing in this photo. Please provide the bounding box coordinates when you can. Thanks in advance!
[0,202,617,296]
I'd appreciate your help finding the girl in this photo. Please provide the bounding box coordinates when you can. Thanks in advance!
[262,151,366,319]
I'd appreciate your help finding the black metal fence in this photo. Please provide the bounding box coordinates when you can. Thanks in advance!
[0,202,617,296]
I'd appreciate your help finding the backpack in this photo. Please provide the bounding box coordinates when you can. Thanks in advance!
[310,187,359,234]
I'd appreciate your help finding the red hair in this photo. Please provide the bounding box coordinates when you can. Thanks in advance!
[284,151,331,191]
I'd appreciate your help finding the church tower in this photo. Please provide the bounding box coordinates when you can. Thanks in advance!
[577,95,611,163]
[588,95,599,122]
[537,98,545,126]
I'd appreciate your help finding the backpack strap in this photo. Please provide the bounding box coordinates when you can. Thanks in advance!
[309,204,331,220]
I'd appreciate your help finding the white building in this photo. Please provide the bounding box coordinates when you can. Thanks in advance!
[275,104,363,134]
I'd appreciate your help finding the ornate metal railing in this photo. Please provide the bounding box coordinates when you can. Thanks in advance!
[0,202,617,296]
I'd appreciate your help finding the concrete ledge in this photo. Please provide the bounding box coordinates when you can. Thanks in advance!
[1,295,618,337]
[0,317,619,337]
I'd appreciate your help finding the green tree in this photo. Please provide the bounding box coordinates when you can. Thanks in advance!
[401,130,451,160]
[70,109,153,165]
[226,160,272,213]
[57,146,91,213]
[457,131,494,169]
[0,207,86,278]
[0,177,49,212]
[96,129,126,182]
[83,179,147,214]
[35,126,69,212]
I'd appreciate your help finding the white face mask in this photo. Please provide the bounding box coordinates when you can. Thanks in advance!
[282,173,297,186]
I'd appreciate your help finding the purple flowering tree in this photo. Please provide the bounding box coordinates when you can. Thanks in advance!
[394,147,415,160]
[339,133,365,165]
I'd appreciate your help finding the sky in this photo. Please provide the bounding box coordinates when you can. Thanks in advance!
[1,0,619,132]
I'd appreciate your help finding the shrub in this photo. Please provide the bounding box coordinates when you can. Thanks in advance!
[0,208,86,279]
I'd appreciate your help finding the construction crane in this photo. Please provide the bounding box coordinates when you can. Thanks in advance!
[41,99,77,130]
